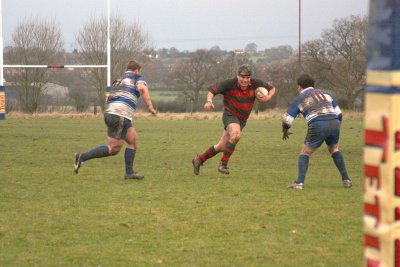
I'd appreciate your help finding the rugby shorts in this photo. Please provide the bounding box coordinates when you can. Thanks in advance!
[222,110,247,131]
[304,119,340,149]
[104,113,132,140]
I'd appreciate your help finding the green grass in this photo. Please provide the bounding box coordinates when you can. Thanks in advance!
[149,90,181,102]
[0,115,363,266]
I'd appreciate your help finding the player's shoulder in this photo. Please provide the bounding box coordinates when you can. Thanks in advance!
[218,78,237,87]
[316,88,335,99]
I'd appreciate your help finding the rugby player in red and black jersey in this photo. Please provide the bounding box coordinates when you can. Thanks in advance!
[192,64,276,175]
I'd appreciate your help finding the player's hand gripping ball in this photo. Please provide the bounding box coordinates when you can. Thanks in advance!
[256,87,269,100]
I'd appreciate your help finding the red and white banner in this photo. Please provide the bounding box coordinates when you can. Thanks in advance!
[364,1,400,266]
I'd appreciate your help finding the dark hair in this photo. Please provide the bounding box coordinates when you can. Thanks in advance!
[126,60,141,71]
[297,74,315,88]
[237,64,252,76]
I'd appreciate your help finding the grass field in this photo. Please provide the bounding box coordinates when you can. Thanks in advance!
[0,113,364,266]
[149,91,181,102]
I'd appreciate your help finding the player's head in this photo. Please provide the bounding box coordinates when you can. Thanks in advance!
[237,64,252,77]
[237,64,252,88]
[126,60,141,72]
[297,74,315,89]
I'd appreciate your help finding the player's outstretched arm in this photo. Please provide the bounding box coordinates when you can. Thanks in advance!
[281,112,294,140]
[204,92,215,111]
[138,83,157,115]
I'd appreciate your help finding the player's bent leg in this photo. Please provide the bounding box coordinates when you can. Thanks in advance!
[213,131,230,153]
[226,123,241,144]
[193,145,225,175]
[298,145,315,183]
[192,131,229,175]
[193,145,220,175]
[125,127,138,149]
[292,154,309,186]
[288,145,314,189]
[124,147,144,180]
[124,128,143,179]
[108,137,124,155]
[218,123,240,174]
[219,141,236,174]
[329,145,352,188]
[74,145,112,174]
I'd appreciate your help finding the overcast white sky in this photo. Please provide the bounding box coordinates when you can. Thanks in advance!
[3,0,369,52]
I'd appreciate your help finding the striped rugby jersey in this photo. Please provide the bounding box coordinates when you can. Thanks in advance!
[282,87,342,128]
[208,78,273,120]
[105,71,147,120]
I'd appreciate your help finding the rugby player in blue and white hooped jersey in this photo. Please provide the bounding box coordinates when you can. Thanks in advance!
[282,74,352,189]
[74,60,157,180]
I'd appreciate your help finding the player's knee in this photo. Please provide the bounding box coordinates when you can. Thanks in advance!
[109,145,122,155]
[301,145,314,156]
[328,145,339,154]
[229,132,241,143]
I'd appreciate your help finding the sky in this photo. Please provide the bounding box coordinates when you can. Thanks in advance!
[3,0,369,52]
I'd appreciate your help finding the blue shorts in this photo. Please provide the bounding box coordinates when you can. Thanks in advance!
[104,113,132,140]
[304,119,340,149]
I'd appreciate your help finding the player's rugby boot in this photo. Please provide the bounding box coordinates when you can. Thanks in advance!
[74,152,82,174]
[125,172,144,180]
[287,181,304,189]
[217,162,230,175]
[343,179,352,188]
[192,156,202,175]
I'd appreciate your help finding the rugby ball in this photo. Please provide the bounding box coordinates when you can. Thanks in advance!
[256,87,269,99]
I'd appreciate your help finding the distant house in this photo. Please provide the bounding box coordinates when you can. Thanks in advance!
[234,49,245,55]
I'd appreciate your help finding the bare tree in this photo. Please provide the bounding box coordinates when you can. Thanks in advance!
[210,51,253,82]
[5,17,63,113]
[170,49,254,112]
[212,52,238,81]
[258,58,301,109]
[302,15,368,109]
[76,16,152,111]
[170,49,216,112]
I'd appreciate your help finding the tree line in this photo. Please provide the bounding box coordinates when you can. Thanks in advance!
[3,14,367,113]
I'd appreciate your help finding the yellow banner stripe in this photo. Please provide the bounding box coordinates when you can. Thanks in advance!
[367,70,400,87]
[0,92,5,113]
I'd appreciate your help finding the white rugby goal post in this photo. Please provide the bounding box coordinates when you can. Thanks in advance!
[0,0,112,119]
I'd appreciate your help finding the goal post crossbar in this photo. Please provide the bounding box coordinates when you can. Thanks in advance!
[0,0,112,120]
[3,65,108,68]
